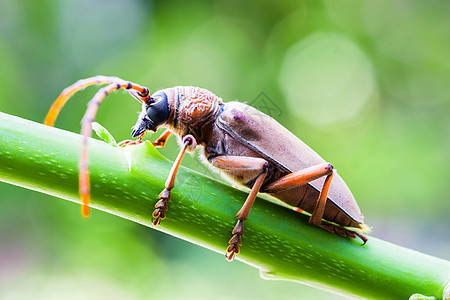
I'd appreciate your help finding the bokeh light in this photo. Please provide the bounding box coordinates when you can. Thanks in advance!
[279,32,376,126]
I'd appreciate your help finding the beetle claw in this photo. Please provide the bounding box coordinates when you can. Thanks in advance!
[226,243,240,262]
[355,231,368,245]
[152,216,161,226]
[318,222,368,245]
[118,136,144,147]
[226,219,245,261]
[152,188,171,226]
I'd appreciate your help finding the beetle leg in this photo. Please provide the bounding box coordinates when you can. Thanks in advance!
[265,163,367,244]
[265,163,333,192]
[306,171,368,243]
[118,129,172,148]
[152,134,196,226]
[151,129,172,148]
[318,222,368,245]
[210,156,269,261]
[308,170,333,226]
[118,133,145,147]
[265,163,334,229]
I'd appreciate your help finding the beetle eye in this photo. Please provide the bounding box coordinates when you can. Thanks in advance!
[146,92,169,127]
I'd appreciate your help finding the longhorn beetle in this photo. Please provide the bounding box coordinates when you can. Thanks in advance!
[44,75,368,261]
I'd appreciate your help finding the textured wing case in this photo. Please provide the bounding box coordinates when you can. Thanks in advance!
[217,102,363,225]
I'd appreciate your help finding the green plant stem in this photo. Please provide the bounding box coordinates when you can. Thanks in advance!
[0,112,449,300]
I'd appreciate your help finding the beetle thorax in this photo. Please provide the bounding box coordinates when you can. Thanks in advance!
[178,86,222,127]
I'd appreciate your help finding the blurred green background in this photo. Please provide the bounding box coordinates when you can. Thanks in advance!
[0,0,449,299]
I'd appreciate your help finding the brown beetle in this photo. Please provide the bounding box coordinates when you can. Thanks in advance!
[45,76,368,261]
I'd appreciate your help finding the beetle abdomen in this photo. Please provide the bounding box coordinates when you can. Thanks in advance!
[267,185,361,228]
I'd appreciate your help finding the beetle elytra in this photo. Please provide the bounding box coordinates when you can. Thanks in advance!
[45,75,368,261]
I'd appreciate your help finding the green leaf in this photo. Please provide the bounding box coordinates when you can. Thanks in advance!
[92,121,117,146]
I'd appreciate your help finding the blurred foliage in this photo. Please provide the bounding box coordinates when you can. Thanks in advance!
[0,0,449,299]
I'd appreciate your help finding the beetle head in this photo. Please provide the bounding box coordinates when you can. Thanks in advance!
[131,91,170,138]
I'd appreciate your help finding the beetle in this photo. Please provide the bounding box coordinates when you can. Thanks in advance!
[44,75,368,261]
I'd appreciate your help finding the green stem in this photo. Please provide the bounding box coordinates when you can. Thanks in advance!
[0,112,448,300]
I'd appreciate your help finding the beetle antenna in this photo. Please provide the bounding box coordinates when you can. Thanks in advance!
[45,76,150,217]
[128,90,154,105]
[78,80,149,217]
[44,75,150,126]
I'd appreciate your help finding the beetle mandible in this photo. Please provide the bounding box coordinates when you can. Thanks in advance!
[44,75,368,261]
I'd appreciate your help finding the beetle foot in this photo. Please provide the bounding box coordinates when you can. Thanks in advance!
[226,219,244,261]
[319,222,368,245]
[152,188,170,226]
[118,139,143,147]
[118,133,144,147]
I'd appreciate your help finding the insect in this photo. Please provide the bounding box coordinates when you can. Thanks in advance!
[44,75,368,261]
